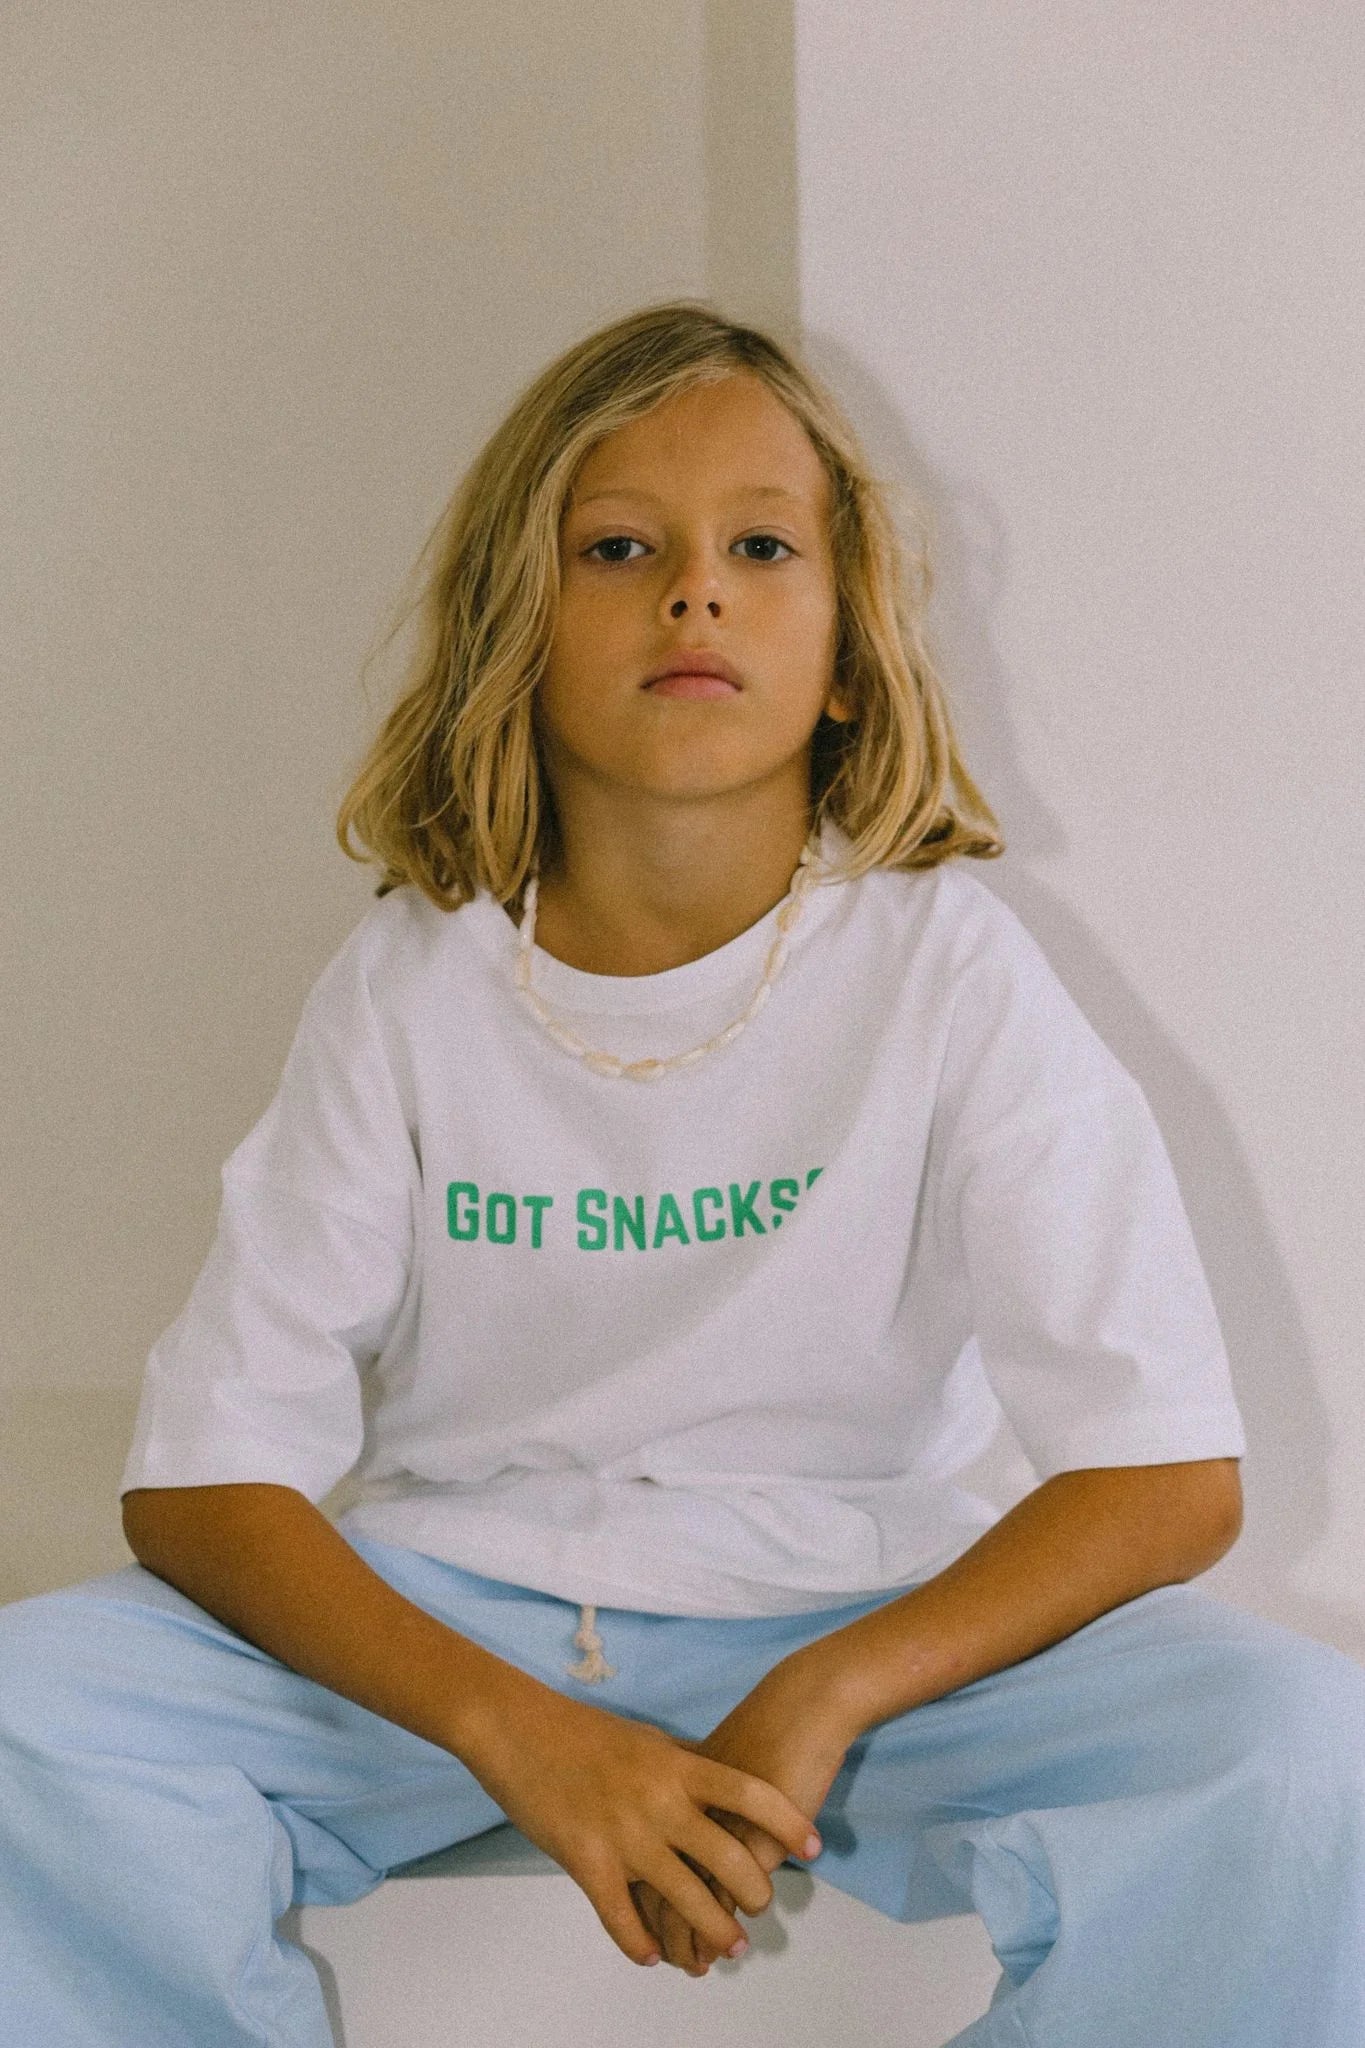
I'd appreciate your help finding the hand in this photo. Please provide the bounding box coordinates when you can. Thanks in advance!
[632,1662,853,1975]
[458,1676,824,1970]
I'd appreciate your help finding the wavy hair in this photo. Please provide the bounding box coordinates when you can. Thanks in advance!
[335,298,1003,910]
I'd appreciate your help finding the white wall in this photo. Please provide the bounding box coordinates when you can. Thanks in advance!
[796,0,1365,1660]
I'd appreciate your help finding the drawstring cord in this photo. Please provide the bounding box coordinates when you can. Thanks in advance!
[566,1603,617,1682]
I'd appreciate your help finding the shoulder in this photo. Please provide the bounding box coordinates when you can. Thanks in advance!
[895,865,1139,1110]
[301,882,486,1028]
[917,859,1044,957]
[848,853,1048,995]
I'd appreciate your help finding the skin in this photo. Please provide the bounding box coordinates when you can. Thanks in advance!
[524,368,855,975]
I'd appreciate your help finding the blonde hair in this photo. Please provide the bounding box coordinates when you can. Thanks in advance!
[335,298,1003,910]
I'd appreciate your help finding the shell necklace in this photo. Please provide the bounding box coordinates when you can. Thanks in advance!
[513,828,826,1084]
[514,824,826,1678]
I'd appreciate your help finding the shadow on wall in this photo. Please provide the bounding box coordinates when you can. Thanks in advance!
[2,1384,143,1604]
[785,315,1365,1680]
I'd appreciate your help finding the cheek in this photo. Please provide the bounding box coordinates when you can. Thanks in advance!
[758,569,837,644]
[542,598,599,689]
[550,582,639,671]
[767,607,839,701]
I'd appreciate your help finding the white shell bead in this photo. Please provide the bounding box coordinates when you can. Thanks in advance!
[512,832,825,1080]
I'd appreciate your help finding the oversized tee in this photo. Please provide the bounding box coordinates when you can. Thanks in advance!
[119,819,1247,1618]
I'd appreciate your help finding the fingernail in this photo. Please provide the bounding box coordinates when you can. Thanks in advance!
[643,1951,661,1966]
[727,1937,749,1958]
[804,1833,822,1858]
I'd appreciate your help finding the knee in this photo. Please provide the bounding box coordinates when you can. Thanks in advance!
[0,1592,98,1755]
[1201,1627,1365,1799]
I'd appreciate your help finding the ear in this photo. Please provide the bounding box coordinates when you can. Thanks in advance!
[821,685,856,725]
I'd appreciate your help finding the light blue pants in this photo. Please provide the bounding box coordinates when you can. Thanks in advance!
[2,1532,1364,2048]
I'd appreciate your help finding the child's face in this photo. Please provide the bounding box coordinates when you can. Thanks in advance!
[536,371,851,833]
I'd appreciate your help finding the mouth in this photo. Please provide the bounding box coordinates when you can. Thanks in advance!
[643,648,744,692]
[644,673,742,700]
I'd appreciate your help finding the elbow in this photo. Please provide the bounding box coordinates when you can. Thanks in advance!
[121,1487,151,1556]
[122,1481,307,1563]
[1186,1461,1244,1574]
[1214,1493,1244,1563]
[120,1481,248,1569]
[121,1486,179,1571]
[1195,1513,1241,1576]
[1213,1458,1245,1549]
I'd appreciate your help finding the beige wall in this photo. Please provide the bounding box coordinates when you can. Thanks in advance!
[2,1,723,1602]
[797,0,1365,1658]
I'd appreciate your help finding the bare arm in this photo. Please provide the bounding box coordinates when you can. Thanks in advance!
[120,1482,822,1967]
[767,1458,1245,1744]
[637,1456,1245,1972]
[121,1481,551,1762]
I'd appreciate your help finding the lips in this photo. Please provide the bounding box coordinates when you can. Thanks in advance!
[644,650,743,690]
[646,673,740,699]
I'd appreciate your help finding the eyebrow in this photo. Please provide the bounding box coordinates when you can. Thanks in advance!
[570,485,809,510]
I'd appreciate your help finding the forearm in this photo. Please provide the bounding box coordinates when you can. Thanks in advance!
[779,1459,1243,1744]
[120,1482,558,1772]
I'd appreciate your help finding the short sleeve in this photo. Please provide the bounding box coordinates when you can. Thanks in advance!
[120,924,419,1500]
[932,899,1247,1480]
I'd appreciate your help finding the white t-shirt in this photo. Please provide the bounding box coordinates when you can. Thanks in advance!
[120,819,1247,1617]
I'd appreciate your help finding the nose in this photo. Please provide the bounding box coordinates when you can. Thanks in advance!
[664,545,724,620]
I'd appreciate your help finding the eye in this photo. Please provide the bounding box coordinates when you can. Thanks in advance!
[583,535,648,564]
[581,533,795,565]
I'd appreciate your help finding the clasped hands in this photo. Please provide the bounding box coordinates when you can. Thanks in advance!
[630,1664,854,1976]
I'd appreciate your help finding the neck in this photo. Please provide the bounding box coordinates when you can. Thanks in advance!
[522,812,821,978]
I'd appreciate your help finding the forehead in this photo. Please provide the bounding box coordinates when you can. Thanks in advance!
[566,373,828,516]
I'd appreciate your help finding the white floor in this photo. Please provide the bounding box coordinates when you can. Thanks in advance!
[287,1852,1004,2048]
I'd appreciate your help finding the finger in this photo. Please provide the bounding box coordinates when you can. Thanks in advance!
[682,1817,780,1917]
[636,1878,698,1976]
[692,1872,738,1971]
[704,1803,785,1855]
[694,1762,822,1866]
[659,1896,701,1974]
[681,1853,739,1961]
[644,1848,749,1961]
[630,1879,662,1944]
[708,1811,791,1877]
[588,1868,665,1968]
